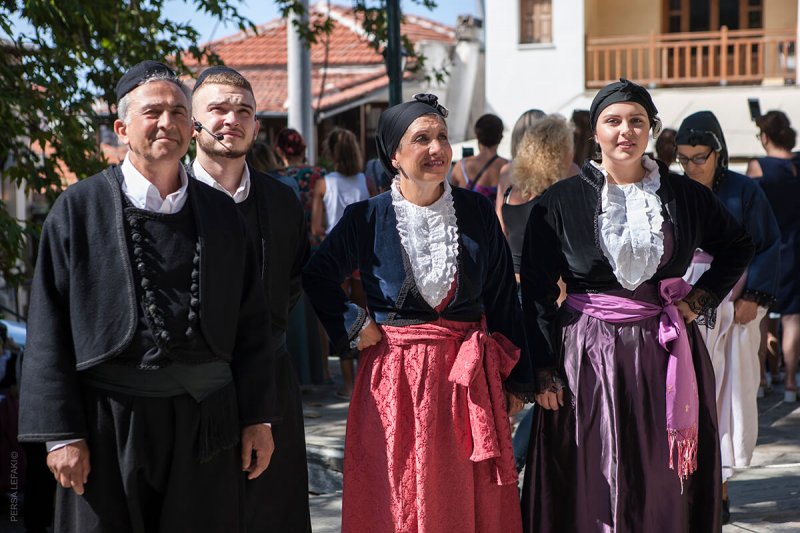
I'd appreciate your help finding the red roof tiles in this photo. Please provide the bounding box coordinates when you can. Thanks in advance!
[188,2,454,114]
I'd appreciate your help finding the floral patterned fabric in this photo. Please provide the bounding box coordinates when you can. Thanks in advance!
[341,284,522,533]
[285,165,326,250]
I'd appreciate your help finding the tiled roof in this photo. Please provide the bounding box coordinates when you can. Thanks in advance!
[187,2,454,114]
[30,142,127,186]
[231,66,413,115]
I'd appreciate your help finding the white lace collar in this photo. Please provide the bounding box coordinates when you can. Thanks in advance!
[595,156,665,290]
[391,178,459,309]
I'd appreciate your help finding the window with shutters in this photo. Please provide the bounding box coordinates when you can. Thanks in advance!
[520,0,552,44]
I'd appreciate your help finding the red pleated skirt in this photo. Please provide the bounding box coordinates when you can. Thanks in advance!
[341,317,522,533]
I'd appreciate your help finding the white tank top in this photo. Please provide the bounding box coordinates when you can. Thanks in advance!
[323,171,370,231]
[322,172,369,232]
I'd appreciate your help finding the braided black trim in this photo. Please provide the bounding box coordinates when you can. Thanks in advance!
[739,289,778,308]
[334,307,368,360]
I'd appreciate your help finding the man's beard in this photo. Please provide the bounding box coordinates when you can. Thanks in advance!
[196,134,252,159]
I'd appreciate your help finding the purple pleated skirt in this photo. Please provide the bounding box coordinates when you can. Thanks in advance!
[521,282,722,533]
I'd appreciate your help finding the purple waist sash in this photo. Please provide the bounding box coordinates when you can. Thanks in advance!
[565,277,699,485]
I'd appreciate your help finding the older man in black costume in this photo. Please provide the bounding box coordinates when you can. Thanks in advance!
[189,65,312,533]
[17,61,275,532]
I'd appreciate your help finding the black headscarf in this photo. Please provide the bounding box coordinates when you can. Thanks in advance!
[375,93,448,176]
[589,78,661,134]
[675,111,728,170]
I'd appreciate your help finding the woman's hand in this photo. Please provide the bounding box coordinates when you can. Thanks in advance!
[535,390,563,410]
[733,299,759,325]
[505,392,524,417]
[357,321,383,350]
[676,300,698,324]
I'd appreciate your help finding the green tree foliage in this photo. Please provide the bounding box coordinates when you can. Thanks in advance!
[0,0,254,288]
[0,0,436,291]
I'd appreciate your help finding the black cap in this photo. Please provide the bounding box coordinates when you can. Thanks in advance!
[115,61,176,102]
[193,65,243,94]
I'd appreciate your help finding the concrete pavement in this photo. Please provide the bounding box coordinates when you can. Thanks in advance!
[305,359,800,532]
[3,358,799,532]
[723,384,800,532]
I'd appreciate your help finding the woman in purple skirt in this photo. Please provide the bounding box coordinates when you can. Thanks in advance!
[519,79,755,532]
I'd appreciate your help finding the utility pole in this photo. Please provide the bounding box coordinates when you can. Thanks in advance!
[386,0,403,106]
[796,0,800,86]
[287,0,315,163]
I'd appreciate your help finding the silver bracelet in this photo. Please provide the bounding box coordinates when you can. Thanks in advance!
[349,315,372,349]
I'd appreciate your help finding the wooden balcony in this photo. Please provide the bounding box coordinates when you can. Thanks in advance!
[586,27,796,88]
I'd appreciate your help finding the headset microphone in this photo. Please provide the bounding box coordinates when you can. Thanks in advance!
[193,119,224,142]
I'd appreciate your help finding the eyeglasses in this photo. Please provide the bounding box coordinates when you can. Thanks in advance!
[676,150,714,167]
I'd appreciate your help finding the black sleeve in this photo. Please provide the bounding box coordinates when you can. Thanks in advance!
[478,197,534,395]
[688,180,755,319]
[18,202,87,441]
[520,196,567,372]
[302,203,367,354]
[230,214,276,426]
[739,184,781,306]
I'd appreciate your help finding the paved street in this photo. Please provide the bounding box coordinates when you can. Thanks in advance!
[305,361,800,532]
[722,385,800,532]
[3,360,800,532]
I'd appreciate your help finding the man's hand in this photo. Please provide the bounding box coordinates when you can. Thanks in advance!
[535,389,564,411]
[505,391,524,417]
[241,424,275,480]
[357,321,382,351]
[676,300,699,324]
[733,299,759,325]
[47,440,90,495]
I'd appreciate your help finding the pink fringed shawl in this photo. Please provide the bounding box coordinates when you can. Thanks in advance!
[565,278,699,486]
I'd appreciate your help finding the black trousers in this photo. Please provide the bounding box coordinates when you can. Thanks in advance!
[244,352,311,532]
[56,387,243,533]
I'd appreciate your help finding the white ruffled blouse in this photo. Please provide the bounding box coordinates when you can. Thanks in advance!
[595,156,665,291]
[391,178,459,309]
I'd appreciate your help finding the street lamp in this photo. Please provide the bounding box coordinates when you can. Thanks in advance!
[385,0,403,106]
[383,46,408,108]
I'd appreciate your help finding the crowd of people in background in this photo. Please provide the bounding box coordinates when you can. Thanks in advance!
[2,60,800,533]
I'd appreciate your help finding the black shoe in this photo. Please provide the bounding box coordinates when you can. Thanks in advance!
[721,498,731,524]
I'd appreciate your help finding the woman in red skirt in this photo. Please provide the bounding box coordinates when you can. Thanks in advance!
[303,93,533,532]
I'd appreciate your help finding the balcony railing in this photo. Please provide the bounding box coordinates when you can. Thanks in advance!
[586,27,796,88]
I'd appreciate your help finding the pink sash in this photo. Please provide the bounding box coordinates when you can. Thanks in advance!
[565,278,699,485]
[380,319,520,486]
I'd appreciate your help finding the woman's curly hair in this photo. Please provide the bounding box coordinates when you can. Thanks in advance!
[511,114,574,199]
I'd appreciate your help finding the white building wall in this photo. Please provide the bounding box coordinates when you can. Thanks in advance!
[485,0,586,130]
